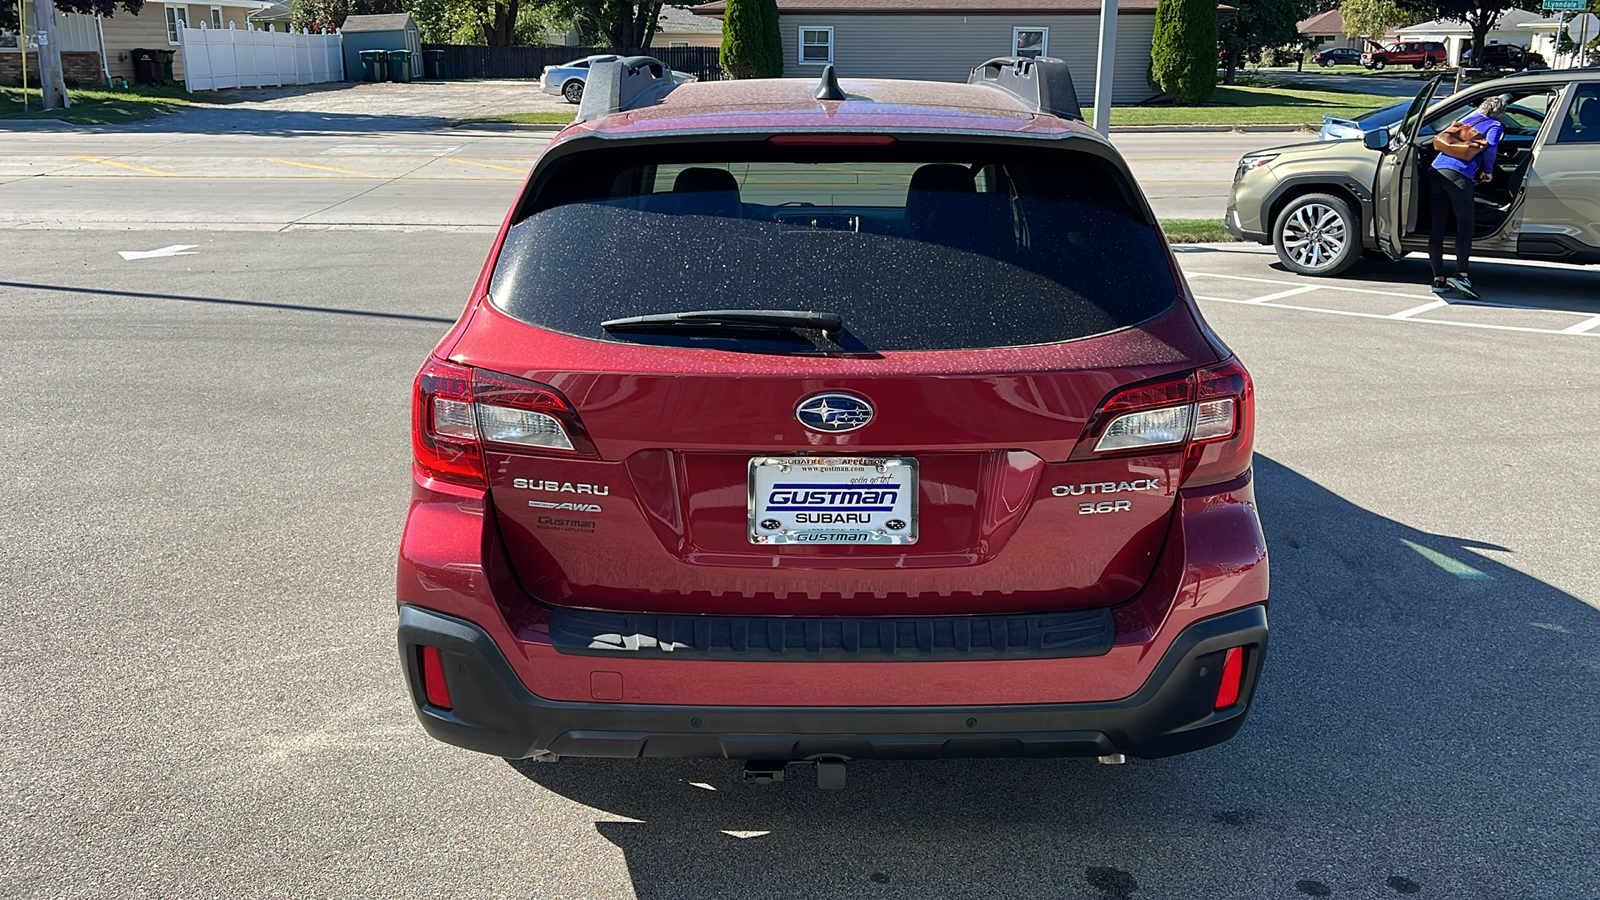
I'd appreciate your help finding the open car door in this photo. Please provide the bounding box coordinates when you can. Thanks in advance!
[1373,75,1444,259]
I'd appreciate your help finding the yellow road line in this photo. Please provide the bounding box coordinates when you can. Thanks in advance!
[447,157,528,173]
[264,158,379,177]
[74,156,176,176]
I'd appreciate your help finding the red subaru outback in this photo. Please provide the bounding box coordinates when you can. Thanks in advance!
[398,58,1268,779]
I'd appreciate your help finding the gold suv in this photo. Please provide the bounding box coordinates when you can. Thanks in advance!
[1226,70,1600,277]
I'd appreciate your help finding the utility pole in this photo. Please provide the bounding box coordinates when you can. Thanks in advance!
[16,0,26,111]
[31,0,69,109]
[1092,0,1117,135]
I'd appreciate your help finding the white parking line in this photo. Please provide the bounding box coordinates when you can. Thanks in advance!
[1389,299,1450,319]
[1243,285,1320,304]
[1197,295,1600,337]
[1561,314,1600,334]
[1186,270,1433,302]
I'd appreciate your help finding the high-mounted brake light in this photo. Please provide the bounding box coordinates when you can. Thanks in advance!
[412,358,597,488]
[768,134,897,146]
[1071,357,1254,487]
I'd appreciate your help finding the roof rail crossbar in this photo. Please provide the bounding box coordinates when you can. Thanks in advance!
[575,56,679,123]
[967,57,1083,121]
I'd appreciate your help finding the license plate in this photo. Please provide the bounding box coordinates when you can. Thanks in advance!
[748,456,918,545]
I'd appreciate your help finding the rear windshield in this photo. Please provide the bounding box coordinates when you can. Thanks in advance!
[489,143,1177,353]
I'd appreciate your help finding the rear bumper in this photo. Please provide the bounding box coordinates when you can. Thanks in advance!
[398,603,1268,761]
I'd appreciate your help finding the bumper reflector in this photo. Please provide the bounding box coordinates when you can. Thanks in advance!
[1215,646,1244,709]
[420,645,452,710]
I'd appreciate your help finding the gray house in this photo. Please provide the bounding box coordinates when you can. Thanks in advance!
[690,0,1164,105]
[341,13,423,80]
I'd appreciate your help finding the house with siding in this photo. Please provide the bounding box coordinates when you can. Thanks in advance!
[689,0,1166,105]
[2,1,272,86]
[655,4,723,48]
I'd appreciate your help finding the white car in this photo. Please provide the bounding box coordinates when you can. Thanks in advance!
[541,55,697,105]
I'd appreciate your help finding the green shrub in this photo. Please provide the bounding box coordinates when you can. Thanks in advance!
[1150,0,1219,105]
[721,0,784,79]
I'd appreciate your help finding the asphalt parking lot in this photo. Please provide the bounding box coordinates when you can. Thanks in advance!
[3,102,1599,898]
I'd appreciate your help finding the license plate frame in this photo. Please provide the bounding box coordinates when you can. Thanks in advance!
[748,456,918,545]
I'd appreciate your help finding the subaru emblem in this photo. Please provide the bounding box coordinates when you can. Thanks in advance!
[795,393,873,433]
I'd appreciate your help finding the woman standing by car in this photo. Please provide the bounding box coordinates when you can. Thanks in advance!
[1429,96,1507,299]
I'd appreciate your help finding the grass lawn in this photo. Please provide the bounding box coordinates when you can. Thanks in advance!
[1160,219,1239,243]
[1098,83,1396,127]
[453,111,576,126]
[0,85,212,124]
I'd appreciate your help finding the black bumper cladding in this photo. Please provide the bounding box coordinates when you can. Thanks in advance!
[548,606,1115,661]
[398,604,1268,761]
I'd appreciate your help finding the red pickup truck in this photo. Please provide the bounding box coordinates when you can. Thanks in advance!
[1362,41,1448,70]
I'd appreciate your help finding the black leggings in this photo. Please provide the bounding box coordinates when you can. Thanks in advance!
[1428,168,1475,279]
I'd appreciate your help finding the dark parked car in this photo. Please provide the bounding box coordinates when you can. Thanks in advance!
[399,56,1269,783]
[1313,47,1363,67]
[1477,43,1547,71]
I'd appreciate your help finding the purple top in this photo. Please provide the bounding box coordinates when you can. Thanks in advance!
[1432,112,1503,180]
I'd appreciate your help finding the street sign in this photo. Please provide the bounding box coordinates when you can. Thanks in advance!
[1543,0,1584,10]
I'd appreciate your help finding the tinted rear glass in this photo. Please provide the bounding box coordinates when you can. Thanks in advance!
[489,143,1177,353]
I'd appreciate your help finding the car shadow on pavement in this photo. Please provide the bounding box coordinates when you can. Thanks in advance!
[508,455,1598,899]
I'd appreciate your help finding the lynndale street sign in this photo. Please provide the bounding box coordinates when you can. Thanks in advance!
[1543,0,1584,10]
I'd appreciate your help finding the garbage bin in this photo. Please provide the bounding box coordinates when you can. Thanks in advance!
[422,49,445,80]
[131,48,160,85]
[359,49,387,82]
[386,49,413,84]
[158,49,176,85]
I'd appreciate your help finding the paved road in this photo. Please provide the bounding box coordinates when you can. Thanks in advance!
[0,124,1303,226]
[1256,69,1434,98]
[2,225,1596,898]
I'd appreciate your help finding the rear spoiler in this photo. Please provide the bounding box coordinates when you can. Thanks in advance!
[968,57,1083,121]
[576,56,681,124]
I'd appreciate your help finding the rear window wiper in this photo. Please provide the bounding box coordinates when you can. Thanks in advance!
[601,309,842,335]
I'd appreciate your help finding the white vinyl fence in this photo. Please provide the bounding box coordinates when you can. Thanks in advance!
[181,25,344,92]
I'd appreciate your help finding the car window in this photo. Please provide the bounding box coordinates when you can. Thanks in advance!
[1420,88,1558,137]
[1558,84,1600,143]
[492,146,1177,353]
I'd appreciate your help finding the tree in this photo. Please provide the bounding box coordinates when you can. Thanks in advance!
[1219,0,1311,84]
[290,0,402,34]
[1150,0,1218,105]
[0,0,141,31]
[1394,0,1542,66]
[1341,0,1423,42]
[720,0,780,78]
[551,0,704,48]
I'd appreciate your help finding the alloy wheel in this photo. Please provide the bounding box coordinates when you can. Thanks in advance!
[1281,203,1347,271]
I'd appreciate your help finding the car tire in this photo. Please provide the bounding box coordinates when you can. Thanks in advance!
[1425,58,1437,69]
[562,80,584,104]
[1374,59,1387,70]
[1319,59,1331,67]
[1273,193,1360,277]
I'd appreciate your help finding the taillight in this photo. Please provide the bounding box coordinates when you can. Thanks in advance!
[1214,646,1244,709]
[471,368,597,458]
[1071,357,1254,488]
[419,645,452,709]
[411,358,597,488]
[1184,357,1253,487]
[413,358,483,487]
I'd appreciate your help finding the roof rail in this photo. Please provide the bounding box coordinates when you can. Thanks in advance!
[575,56,679,123]
[968,57,1082,121]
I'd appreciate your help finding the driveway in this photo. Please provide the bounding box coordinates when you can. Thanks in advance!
[137,80,575,134]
